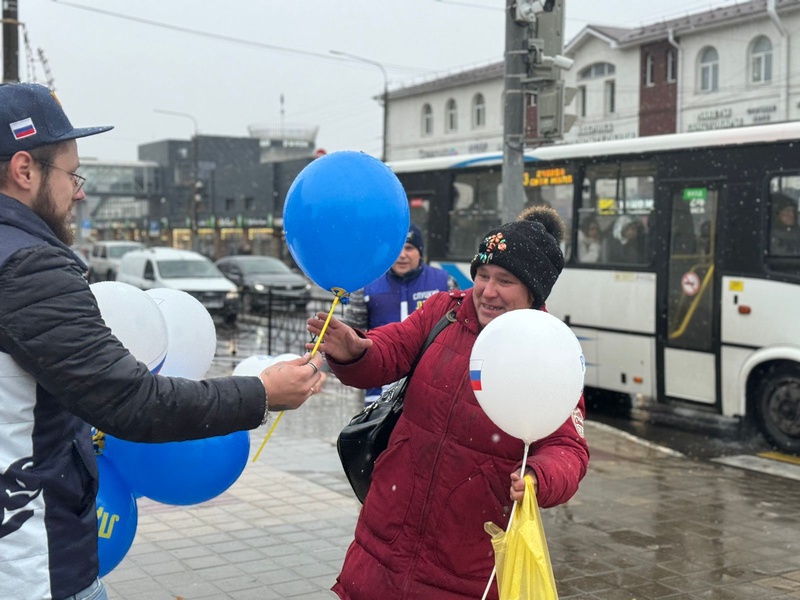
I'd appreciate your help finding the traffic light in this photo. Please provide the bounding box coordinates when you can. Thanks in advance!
[535,81,578,140]
[518,0,576,141]
[522,0,568,83]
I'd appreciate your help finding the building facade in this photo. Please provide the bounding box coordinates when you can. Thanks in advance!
[384,0,800,159]
[388,62,505,160]
[566,0,800,144]
[83,134,312,260]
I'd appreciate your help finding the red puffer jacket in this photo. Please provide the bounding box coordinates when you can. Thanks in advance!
[329,290,589,600]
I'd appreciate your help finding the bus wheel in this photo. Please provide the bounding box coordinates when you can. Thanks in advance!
[755,363,800,455]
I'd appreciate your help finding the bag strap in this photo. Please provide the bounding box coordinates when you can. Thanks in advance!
[389,304,458,402]
[408,307,457,376]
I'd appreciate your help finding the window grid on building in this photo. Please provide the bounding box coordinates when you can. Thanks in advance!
[421,103,433,136]
[699,46,719,92]
[579,62,616,80]
[446,98,458,133]
[667,49,677,83]
[578,86,587,117]
[645,54,655,86]
[750,36,773,84]
[605,80,616,115]
[472,93,486,129]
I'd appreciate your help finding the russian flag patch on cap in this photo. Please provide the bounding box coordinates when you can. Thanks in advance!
[10,118,36,140]
[469,359,483,391]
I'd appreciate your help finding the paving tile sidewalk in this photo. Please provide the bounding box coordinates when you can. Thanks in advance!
[103,382,800,600]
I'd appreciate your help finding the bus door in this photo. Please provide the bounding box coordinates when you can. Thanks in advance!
[658,181,720,406]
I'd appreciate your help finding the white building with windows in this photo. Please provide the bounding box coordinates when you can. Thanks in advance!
[383,0,800,159]
[387,62,504,160]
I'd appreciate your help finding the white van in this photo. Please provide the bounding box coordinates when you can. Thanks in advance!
[117,247,240,324]
[88,241,144,282]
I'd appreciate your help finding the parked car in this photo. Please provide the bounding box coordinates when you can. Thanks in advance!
[88,240,144,282]
[70,244,91,264]
[215,255,312,313]
[118,247,240,324]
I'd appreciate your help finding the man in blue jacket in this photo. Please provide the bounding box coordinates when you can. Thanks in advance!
[0,83,325,600]
[344,223,456,404]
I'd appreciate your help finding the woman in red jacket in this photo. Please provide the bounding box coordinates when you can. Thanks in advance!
[308,206,589,600]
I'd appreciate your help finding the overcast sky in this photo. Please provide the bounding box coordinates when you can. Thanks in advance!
[17,0,738,161]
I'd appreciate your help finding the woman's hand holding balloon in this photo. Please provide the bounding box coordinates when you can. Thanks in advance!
[306,313,373,363]
[258,353,326,411]
[510,469,537,503]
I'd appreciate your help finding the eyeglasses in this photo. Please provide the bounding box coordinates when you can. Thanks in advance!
[35,160,86,194]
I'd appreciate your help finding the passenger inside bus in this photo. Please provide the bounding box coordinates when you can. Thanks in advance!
[770,193,800,256]
[606,215,649,264]
[577,216,602,263]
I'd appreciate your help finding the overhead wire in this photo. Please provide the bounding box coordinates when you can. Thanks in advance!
[49,0,429,76]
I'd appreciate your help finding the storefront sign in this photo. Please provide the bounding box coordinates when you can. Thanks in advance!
[747,105,777,124]
[687,108,744,132]
[573,122,637,143]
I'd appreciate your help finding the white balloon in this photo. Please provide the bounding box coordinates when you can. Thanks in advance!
[270,353,302,365]
[232,355,274,377]
[90,281,168,373]
[145,288,217,380]
[469,309,585,444]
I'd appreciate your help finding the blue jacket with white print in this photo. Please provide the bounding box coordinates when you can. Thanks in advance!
[0,192,266,600]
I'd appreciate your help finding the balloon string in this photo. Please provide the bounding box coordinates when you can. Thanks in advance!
[310,288,346,357]
[481,442,530,600]
[251,412,284,462]
[252,288,347,463]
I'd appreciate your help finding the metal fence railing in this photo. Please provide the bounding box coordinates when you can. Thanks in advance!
[234,291,347,357]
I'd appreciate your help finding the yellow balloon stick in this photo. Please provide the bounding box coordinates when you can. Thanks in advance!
[251,288,347,463]
[309,288,346,358]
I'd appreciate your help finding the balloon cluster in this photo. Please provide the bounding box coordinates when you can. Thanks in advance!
[90,283,244,577]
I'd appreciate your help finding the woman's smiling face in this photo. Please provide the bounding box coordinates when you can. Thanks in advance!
[472,264,533,328]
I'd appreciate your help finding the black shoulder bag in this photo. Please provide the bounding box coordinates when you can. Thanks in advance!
[337,308,456,503]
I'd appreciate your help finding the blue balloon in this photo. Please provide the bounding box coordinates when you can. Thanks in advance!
[103,431,250,506]
[96,455,138,577]
[283,151,410,293]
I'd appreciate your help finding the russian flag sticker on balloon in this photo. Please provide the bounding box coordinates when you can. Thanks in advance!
[469,309,585,444]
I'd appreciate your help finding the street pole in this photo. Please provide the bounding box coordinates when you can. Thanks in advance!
[154,109,200,252]
[382,79,389,163]
[192,135,200,253]
[2,0,19,83]
[330,50,389,161]
[501,0,529,225]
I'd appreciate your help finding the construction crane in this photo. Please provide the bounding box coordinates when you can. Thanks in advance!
[37,47,55,90]
[17,20,56,89]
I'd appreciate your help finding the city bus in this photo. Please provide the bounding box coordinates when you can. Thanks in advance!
[388,122,800,454]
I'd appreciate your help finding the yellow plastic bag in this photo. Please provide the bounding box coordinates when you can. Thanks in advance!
[484,475,558,600]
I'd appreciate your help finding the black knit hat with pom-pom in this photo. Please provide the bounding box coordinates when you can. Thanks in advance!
[470,206,565,308]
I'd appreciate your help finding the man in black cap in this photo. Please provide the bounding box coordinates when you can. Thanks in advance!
[344,222,456,404]
[0,83,325,600]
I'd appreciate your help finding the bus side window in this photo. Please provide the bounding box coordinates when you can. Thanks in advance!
[581,165,617,265]
[577,216,602,263]
[581,161,654,267]
[447,172,502,260]
[671,200,698,258]
[606,216,649,264]
[768,190,800,257]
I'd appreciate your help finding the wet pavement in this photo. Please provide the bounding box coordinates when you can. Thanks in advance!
[102,320,800,599]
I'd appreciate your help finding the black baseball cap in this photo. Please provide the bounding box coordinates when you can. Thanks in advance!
[0,83,112,160]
